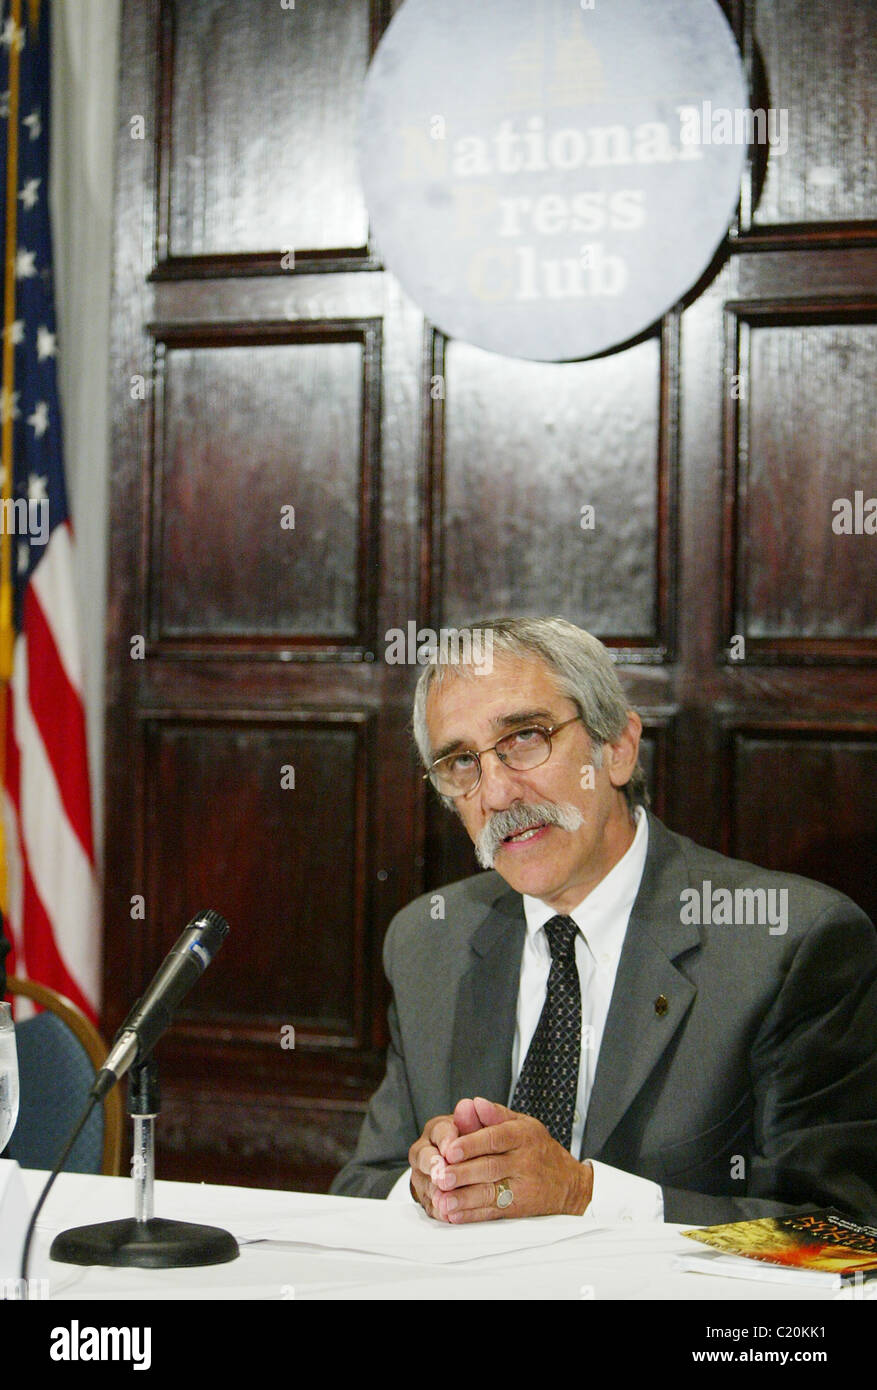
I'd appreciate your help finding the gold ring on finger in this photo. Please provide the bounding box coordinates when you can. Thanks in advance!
[495,1179,514,1209]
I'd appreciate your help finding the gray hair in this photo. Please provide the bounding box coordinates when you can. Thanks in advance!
[412,617,648,811]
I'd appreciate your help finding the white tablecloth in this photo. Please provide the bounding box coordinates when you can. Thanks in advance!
[18,1169,855,1301]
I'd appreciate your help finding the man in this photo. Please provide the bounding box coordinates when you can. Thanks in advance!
[331,618,877,1226]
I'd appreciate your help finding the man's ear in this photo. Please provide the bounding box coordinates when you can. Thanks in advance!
[606,710,642,790]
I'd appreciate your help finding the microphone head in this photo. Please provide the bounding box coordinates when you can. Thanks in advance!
[185,909,230,971]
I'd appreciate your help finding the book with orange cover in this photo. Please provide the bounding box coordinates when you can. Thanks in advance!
[682,1208,877,1276]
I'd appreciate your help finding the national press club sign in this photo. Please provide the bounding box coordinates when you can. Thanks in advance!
[359,0,749,361]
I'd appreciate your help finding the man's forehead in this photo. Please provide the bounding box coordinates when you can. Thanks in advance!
[425,654,570,731]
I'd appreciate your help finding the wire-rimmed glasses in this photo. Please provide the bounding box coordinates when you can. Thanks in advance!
[424,715,584,798]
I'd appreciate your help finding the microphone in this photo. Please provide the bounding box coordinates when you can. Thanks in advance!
[92,909,230,1100]
[35,908,238,1274]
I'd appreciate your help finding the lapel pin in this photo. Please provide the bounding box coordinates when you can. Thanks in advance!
[654,994,669,1016]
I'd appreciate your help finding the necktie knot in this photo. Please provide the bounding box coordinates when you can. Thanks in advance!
[544,914,578,962]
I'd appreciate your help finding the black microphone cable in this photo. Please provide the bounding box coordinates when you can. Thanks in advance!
[19,1091,99,1293]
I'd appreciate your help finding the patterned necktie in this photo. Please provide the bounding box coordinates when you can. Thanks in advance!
[511,914,582,1150]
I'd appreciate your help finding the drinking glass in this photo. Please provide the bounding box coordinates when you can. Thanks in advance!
[0,1002,19,1151]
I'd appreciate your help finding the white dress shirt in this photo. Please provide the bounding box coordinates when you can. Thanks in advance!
[515,804,663,1224]
[389,805,664,1222]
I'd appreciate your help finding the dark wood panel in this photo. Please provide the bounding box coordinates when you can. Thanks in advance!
[748,0,877,230]
[157,1086,368,1192]
[142,713,372,1042]
[737,250,877,299]
[727,727,877,926]
[160,0,372,262]
[438,330,667,648]
[724,307,877,657]
[149,326,381,646]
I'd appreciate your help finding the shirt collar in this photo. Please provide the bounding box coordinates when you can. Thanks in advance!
[522,804,649,955]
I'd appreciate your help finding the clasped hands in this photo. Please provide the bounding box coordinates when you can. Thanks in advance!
[408,1095,593,1223]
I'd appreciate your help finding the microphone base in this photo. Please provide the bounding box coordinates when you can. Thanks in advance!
[50,1217,239,1268]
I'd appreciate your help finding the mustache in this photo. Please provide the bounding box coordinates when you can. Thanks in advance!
[474,801,585,869]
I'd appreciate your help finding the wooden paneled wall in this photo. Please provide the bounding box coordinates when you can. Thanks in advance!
[104,0,877,1190]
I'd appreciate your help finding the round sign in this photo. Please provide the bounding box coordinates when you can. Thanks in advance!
[359,0,748,361]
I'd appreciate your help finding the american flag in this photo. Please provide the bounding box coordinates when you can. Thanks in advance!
[0,0,99,1022]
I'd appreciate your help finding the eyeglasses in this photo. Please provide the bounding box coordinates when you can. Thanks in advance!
[424,715,584,798]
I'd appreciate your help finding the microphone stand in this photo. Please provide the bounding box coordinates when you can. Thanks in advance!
[50,1058,239,1268]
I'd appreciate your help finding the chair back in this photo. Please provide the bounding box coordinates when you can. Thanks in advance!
[4,977,122,1176]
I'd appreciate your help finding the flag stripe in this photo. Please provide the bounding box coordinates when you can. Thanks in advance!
[2,685,23,962]
[25,563,94,859]
[9,630,99,1012]
[2,744,33,1020]
[29,521,84,691]
[20,846,95,1022]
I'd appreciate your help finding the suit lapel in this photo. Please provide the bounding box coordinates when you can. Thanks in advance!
[449,884,525,1105]
[581,813,702,1158]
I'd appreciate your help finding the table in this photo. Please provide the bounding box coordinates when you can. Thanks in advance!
[18,1169,862,1303]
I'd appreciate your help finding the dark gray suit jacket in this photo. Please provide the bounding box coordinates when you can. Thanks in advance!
[331,813,877,1224]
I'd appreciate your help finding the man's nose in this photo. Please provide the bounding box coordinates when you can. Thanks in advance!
[475,748,527,810]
